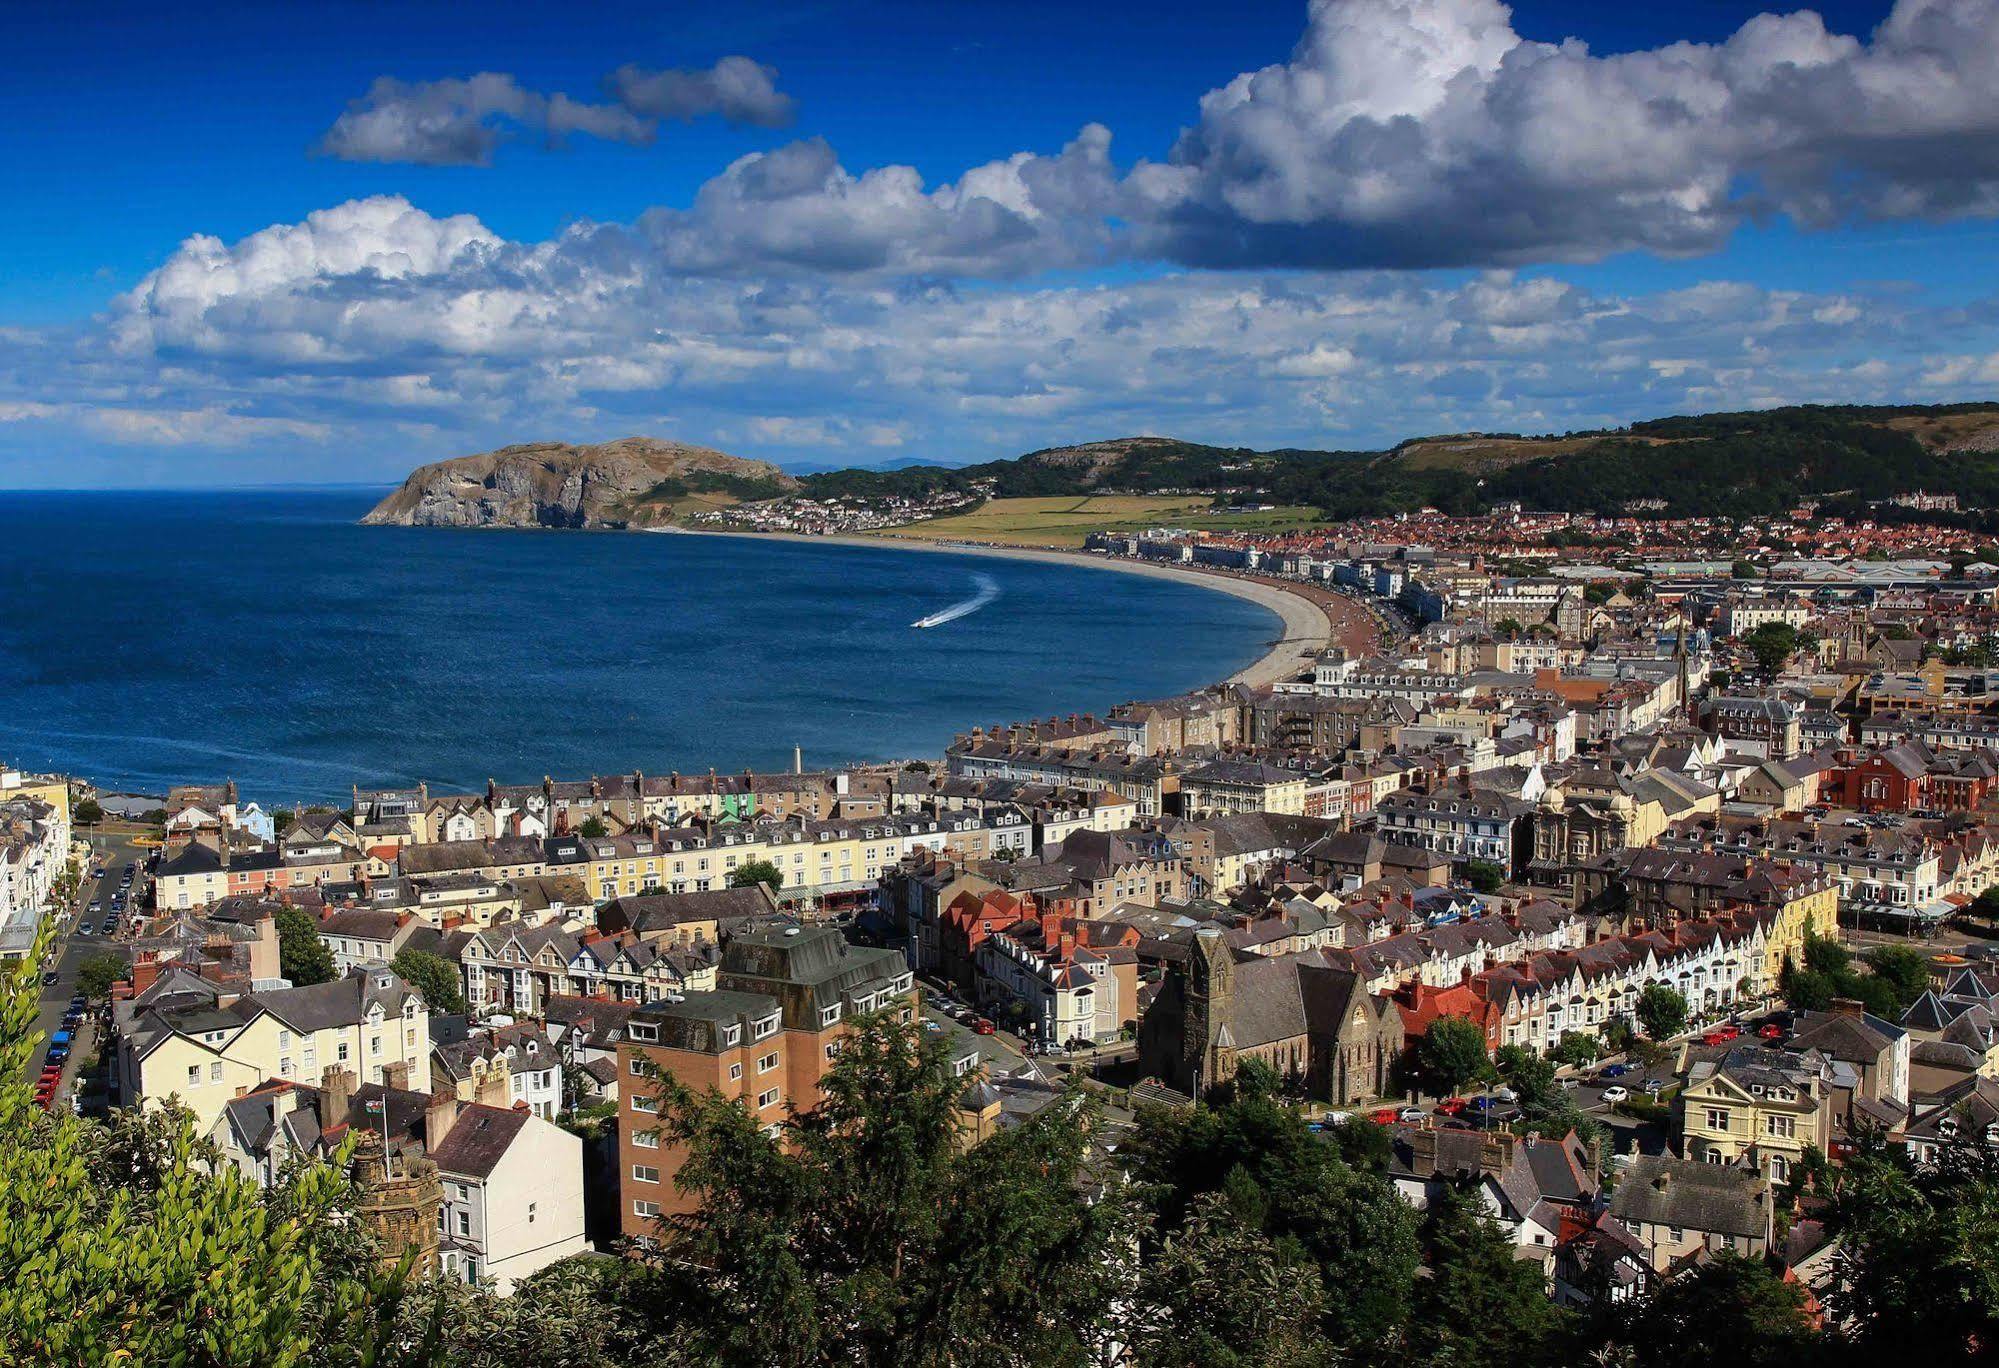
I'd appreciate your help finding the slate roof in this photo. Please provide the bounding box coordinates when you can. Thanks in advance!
[1609,1156,1771,1240]
[427,1103,530,1180]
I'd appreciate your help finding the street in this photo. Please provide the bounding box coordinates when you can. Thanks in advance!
[26,828,148,1109]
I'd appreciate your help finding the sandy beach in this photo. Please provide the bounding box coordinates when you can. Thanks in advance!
[668,528,1369,690]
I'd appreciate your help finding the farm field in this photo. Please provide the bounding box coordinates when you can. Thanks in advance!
[868,495,1324,549]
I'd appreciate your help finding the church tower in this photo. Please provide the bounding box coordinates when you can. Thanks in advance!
[1185,926,1238,1094]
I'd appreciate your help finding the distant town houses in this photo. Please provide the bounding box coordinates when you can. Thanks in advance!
[0,765,71,960]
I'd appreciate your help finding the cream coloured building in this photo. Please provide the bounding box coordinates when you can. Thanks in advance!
[114,964,433,1131]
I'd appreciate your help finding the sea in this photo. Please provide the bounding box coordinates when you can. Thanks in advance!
[0,488,1279,805]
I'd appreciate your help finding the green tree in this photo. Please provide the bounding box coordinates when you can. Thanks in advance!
[74,951,126,1001]
[1464,859,1505,894]
[633,1008,1137,1367]
[1129,1190,1331,1368]
[1818,1132,1999,1363]
[1417,1016,1494,1097]
[274,808,297,836]
[1126,1068,1420,1357]
[389,948,467,1015]
[435,1256,643,1368]
[1416,1189,1572,1368]
[275,903,336,987]
[1549,1031,1599,1068]
[1732,559,1760,579]
[1862,945,1930,1014]
[1741,621,1801,676]
[1494,617,1525,641]
[1602,1015,1638,1055]
[729,858,784,892]
[576,816,608,839]
[0,922,434,1367]
[73,798,103,826]
[1635,984,1689,1041]
[1613,1251,1822,1368]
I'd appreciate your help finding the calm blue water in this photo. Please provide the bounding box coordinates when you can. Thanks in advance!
[0,489,1277,804]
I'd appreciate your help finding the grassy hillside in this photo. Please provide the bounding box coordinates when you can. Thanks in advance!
[806,403,1999,525]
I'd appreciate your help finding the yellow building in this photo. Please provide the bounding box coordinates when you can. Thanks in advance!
[1180,759,1308,817]
[1678,1049,1830,1184]
[2,767,71,834]
[115,965,433,1132]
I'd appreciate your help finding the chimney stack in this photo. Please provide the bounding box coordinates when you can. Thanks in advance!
[426,1089,460,1146]
[319,1066,354,1133]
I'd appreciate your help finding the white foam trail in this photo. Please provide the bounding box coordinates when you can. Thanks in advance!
[912,573,1000,628]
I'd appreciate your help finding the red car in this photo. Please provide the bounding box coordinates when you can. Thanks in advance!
[1702,1031,1728,1046]
[1714,1024,1742,1041]
[1758,1023,1785,1040]
[972,1018,996,1036]
[1436,1096,1468,1116]
[1368,1107,1400,1126]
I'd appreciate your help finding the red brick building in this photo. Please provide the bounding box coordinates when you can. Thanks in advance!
[615,925,913,1233]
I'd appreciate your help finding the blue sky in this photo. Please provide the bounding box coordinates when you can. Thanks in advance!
[4,0,1998,486]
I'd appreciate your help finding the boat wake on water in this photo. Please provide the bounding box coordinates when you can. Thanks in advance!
[912,574,1000,629]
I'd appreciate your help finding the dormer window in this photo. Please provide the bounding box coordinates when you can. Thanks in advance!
[820,1004,842,1027]
[628,1022,657,1044]
[753,1014,779,1041]
[722,1024,742,1048]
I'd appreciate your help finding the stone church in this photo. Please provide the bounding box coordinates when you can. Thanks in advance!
[1139,927,1403,1105]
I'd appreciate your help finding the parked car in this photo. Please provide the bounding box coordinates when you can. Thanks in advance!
[1436,1096,1468,1116]
[41,971,57,987]
[1396,1106,1425,1123]
[1701,1031,1729,1046]
[972,1019,996,1036]
[1491,1085,1518,1102]
[1599,1063,1631,1079]
[1757,1023,1784,1040]
[1600,1085,1630,1104]
[1367,1107,1400,1125]
[1713,1024,1742,1041]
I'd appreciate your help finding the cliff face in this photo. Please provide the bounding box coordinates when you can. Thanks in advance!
[360,437,797,529]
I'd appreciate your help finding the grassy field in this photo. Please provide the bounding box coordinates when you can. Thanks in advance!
[868,495,1324,548]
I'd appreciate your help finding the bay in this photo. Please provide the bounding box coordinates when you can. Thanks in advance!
[0,488,1277,803]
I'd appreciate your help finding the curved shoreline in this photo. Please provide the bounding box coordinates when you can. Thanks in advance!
[669,528,1367,690]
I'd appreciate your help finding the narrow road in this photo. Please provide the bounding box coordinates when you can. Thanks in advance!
[27,830,146,1106]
